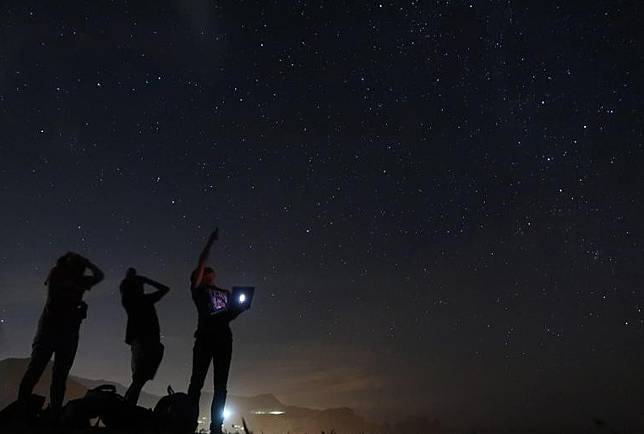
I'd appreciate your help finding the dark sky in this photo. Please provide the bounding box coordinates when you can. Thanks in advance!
[0,0,643,431]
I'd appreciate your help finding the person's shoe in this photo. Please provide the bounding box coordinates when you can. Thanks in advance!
[13,394,46,424]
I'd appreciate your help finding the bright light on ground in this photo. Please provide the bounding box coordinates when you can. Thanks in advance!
[223,407,232,419]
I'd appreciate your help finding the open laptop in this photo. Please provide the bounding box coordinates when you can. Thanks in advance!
[231,286,255,311]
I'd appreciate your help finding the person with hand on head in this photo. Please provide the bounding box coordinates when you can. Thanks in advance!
[120,267,170,405]
[18,252,104,417]
[187,228,242,434]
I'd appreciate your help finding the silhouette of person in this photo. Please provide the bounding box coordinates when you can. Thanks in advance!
[120,268,170,405]
[187,228,241,434]
[18,252,104,415]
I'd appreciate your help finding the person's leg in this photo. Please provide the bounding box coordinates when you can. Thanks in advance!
[210,335,233,434]
[50,330,79,410]
[187,335,213,427]
[18,334,54,402]
[149,341,164,379]
[125,379,145,405]
[125,340,145,405]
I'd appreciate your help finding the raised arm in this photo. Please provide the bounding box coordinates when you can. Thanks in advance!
[140,276,170,303]
[84,259,105,287]
[191,228,218,288]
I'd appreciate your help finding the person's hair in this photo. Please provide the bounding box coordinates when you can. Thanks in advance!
[190,267,215,283]
[126,267,137,278]
[45,253,85,285]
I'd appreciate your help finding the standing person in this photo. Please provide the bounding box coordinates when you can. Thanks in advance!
[18,252,104,416]
[120,268,170,405]
[187,228,241,434]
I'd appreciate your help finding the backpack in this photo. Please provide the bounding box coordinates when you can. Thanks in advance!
[61,384,123,428]
[0,394,45,427]
[61,397,92,428]
[154,386,196,434]
[62,384,157,432]
[84,384,126,426]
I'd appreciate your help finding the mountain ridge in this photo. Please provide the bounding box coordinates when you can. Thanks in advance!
[0,357,392,434]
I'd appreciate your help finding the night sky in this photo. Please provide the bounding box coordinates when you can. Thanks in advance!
[1,0,643,431]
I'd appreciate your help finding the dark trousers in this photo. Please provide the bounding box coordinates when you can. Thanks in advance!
[125,338,164,405]
[187,330,232,433]
[18,325,80,410]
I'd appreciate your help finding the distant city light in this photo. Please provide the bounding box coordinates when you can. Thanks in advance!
[252,410,285,415]
[239,293,246,303]
[223,407,232,419]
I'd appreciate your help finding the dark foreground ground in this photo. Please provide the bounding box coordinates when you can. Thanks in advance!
[3,425,643,434]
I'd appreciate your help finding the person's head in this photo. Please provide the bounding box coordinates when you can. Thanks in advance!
[123,267,143,294]
[60,252,87,276]
[191,267,216,285]
[202,267,216,285]
[47,252,86,285]
[126,267,137,279]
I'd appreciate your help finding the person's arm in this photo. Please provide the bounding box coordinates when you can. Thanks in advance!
[140,276,170,303]
[224,308,243,322]
[83,258,105,287]
[223,302,244,322]
[191,228,218,288]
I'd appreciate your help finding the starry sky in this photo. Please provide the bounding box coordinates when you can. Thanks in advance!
[0,0,643,431]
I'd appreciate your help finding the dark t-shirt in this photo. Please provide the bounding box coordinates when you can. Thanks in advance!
[121,277,163,345]
[190,284,233,335]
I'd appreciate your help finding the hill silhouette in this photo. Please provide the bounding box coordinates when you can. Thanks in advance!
[0,358,391,434]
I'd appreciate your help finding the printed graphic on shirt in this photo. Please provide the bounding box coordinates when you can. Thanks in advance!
[209,288,229,314]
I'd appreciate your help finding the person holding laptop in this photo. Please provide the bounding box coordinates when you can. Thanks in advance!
[187,228,244,434]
